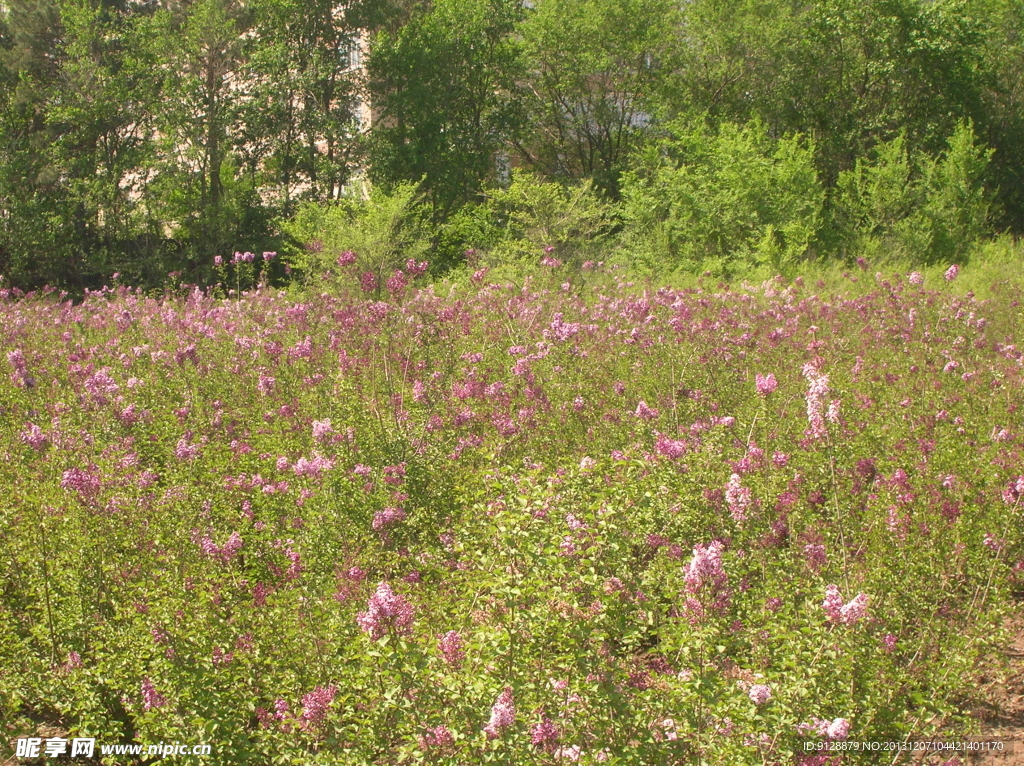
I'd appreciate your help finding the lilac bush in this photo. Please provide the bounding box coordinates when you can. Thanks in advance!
[0,264,1021,764]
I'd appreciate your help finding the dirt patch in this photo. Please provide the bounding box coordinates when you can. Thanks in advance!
[968,612,1024,765]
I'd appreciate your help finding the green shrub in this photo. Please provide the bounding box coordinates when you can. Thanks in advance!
[831,120,994,264]
[620,119,825,276]
[484,172,617,269]
[280,182,431,295]
[431,203,506,274]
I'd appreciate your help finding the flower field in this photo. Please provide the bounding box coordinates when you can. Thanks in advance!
[1,264,1022,765]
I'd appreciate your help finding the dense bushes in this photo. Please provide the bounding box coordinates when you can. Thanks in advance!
[2,266,1023,763]
[281,118,996,287]
[620,120,825,276]
[0,0,1019,291]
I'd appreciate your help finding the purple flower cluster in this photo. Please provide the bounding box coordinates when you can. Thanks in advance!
[20,423,48,451]
[356,582,415,640]
[748,684,772,705]
[141,678,166,711]
[300,685,337,729]
[61,467,101,501]
[802,363,831,440]
[483,687,515,740]
[418,724,455,751]
[754,372,778,396]
[800,717,851,741]
[530,717,561,750]
[7,348,34,388]
[438,630,465,668]
[372,506,407,532]
[725,473,752,522]
[822,584,869,625]
[634,400,659,420]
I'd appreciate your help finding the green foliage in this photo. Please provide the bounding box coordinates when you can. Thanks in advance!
[832,120,993,263]
[516,0,682,197]
[2,266,1023,762]
[431,203,504,273]
[0,0,1021,289]
[969,0,1024,230]
[620,119,824,276]
[281,181,430,294]
[367,0,525,219]
[484,172,617,269]
[673,0,987,180]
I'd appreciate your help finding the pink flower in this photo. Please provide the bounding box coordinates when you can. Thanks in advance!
[372,506,407,532]
[336,250,356,267]
[405,259,429,276]
[984,533,1004,552]
[802,364,830,440]
[530,717,561,750]
[253,582,270,606]
[635,400,659,420]
[438,630,465,668]
[84,367,119,403]
[804,543,827,573]
[483,687,515,739]
[944,264,959,281]
[175,436,200,461]
[141,678,166,711]
[683,541,729,620]
[748,684,772,705]
[822,584,844,622]
[356,582,415,640]
[908,271,923,285]
[387,270,408,296]
[346,566,366,582]
[359,271,378,292]
[61,467,101,500]
[1002,476,1024,505]
[382,463,407,485]
[219,532,243,563]
[826,718,850,740]
[300,685,337,729]
[824,585,869,624]
[418,725,455,751]
[839,593,869,624]
[725,473,752,522]
[312,419,334,442]
[755,373,778,396]
[654,433,687,459]
[653,718,678,741]
[20,423,48,451]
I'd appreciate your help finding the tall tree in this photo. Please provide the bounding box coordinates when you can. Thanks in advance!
[146,0,251,272]
[367,0,525,219]
[673,0,988,183]
[516,0,683,198]
[0,0,164,288]
[244,0,367,212]
[968,0,1024,230]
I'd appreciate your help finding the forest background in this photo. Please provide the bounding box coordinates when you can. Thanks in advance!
[1,0,1022,292]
